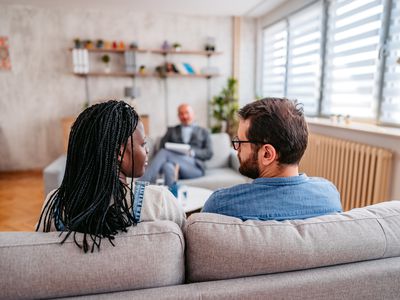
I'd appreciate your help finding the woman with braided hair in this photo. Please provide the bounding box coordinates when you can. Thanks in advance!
[36,100,185,252]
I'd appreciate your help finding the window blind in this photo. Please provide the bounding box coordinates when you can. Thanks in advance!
[286,2,323,115]
[261,21,287,98]
[322,0,384,118]
[380,0,400,125]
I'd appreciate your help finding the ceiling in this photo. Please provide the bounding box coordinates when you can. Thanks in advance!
[0,0,287,17]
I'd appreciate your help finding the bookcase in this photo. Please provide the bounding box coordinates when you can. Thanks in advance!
[70,47,222,127]
[71,48,221,78]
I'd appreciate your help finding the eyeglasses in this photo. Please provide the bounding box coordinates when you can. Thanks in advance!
[231,136,263,150]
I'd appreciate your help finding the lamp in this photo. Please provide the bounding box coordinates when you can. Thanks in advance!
[124,86,140,108]
[124,86,139,98]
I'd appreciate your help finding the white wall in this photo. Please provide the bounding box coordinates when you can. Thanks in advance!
[0,4,256,170]
[239,17,256,106]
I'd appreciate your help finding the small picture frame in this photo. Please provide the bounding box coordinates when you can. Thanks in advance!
[0,36,11,71]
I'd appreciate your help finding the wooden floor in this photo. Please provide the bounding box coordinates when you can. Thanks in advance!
[0,170,44,231]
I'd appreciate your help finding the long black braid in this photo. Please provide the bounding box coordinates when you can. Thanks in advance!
[36,100,139,252]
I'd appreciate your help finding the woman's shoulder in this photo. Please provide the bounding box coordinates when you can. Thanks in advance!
[144,184,171,196]
[142,184,176,206]
[140,184,186,228]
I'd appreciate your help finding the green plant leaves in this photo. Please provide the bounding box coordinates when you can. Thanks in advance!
[210,77,239,137]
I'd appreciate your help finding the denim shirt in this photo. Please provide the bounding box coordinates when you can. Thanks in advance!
[202,174,342,221]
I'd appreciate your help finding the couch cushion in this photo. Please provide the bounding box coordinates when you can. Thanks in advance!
[205,133,231,169]
[0,221,185,299]
[179,168,249,190]
[57,257,400,300]
[149,133,232,169]
[185,201,400,282]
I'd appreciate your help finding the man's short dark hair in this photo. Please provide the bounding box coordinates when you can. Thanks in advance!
[238,97,308,165]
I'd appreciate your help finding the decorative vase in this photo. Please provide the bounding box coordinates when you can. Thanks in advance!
[220,121,227,133]
[104,63,110,73]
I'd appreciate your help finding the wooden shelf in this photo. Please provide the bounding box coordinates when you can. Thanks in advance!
[151,49,222,56]
[70,48,222,56]
[69,48,148,53]
[73,72,219,78]
[73,72,155,77]
[164,73,220,78]
[70,44,223,127]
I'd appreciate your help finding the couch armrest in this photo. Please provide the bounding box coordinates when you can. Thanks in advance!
[147,136,162,162]
[43,155,66,196]
[229,149,240,171]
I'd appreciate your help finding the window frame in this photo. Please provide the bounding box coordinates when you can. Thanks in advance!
[259,0,399,127]
[260,19,288,98]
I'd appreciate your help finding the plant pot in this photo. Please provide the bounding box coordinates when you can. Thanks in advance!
[220,121,227,133]
[104,63,110,73]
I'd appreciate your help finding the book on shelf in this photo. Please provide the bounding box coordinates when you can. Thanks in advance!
[174,63,188,75]
[72,49,89,74]
[183,63,195,74]
[124,51,136,73]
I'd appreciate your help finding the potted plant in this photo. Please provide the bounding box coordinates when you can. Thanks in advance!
[161,40,170,51]
[210,77,239,137]
[172,42,182,51]
[101,54,111,73]
[82,99,90,110]
[204,37,216,52]
[84,39,93,49]
[96,39,104,49]
[138,65,146,75]
[73,38,81,49]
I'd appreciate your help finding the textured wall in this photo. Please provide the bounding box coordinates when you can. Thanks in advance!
[0,4,256,170]
[239,17,256,106]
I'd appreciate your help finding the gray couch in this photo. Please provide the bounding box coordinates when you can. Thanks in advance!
[43,133,249,195]
[1,201,400,299]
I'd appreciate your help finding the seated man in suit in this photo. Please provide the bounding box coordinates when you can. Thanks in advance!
[141,103,213,187]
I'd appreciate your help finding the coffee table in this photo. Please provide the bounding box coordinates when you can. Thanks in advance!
[177,186,213,214]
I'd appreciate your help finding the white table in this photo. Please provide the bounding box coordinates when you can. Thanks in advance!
[177,186,213,213]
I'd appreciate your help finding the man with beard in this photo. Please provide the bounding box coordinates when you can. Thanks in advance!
[202,98,342,221]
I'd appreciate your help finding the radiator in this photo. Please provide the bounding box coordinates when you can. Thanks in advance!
[299,134,393,211]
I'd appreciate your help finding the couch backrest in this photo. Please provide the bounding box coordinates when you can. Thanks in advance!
[148,132,232,170]
[205,132,232,169]
[185,200,400,282]
[0,221,185,300]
